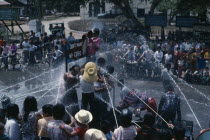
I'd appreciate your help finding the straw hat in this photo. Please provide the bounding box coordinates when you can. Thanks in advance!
[83,62,98,83]
[75,110,93,124]
[84,129,106,140]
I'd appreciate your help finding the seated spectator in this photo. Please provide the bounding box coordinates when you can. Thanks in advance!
[21,96,39,140]
[101,120,113,140]
[172,127,186,140]
[60,109,92,140]
[5,104,21,140]
[84,129,106,140]
[0,122,9,140]
[112,109,137,140]
[158,84,181,124]
[38,104,54,139]
[47,104,75,140]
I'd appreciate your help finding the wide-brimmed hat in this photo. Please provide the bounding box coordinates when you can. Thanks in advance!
[0,95,12,109]
[75,110,93,124]
[83,62,98,83]
[84,129,106,140]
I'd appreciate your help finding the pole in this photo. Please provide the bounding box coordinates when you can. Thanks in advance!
[15,21,26,37]
[11,21,14,35]
[1,20,12,34]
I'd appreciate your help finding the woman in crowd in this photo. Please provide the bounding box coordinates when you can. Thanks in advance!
[21,96,39,140]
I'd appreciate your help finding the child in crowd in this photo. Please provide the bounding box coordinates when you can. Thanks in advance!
[60,110,92,140]
[101,120,113,140]
[0,122,9,140]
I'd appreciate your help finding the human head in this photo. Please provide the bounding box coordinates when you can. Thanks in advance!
[101,120,112,134]
[0,122,5,135]
[69,32,73,36]
[42,104,53,117]
[87,30,93,38]
[69,65,80,76]
[93,28,100,37]
[120,109,132,128]
[143,112,155,127]
[106,65,114,74]
[205,67,209,71]
[174,127,185,140]
[117,79,124,87]
[166,84,174,92]
[6,104,19,119]
[53,104,65,120]
[97,57,106,67]
[23,96,37,121]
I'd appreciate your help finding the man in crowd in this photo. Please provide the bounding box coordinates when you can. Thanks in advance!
[158,84,181,124]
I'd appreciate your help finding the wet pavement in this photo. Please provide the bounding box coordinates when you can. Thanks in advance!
[0,60,210,137]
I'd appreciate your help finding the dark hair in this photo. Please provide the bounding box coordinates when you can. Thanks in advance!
[174,127,185,140]
[118,79,124,85]
[120,109,132,128]
[166,84,174,92]
[6,104,19,119]
[53,104,65,120]
[143,112,155,127]
[42,104,53,116]
[101,120,112,134]
[97,57,106,67]
[23,96,38,122]
[93,28,100,36]
[106,65,115,74]
[87,31,93,38]
[69,65,80,72]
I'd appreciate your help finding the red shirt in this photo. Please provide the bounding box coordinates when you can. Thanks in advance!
[74,126,88,138]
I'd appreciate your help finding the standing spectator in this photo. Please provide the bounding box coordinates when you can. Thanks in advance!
[38,104,54,139]
[10,41,17,54]
[183,40,192,53]
[47,104,74,140]
[177,56,185,78]
[28,41,37,65]
[5,104,21,140]
[80,62,98,111]
[22,38,30,63]
[84,129,106,140]
[0,123,9,140]
[87,28,102,62]
[154,47,163,63]
[21,96,39,140]
[112,109,137,140]
[67,32,75,46]
[43,32,50,55]
[2,41,9,70]
[63,65,80,116]
[196,55,206,72]
[158,84,181,124]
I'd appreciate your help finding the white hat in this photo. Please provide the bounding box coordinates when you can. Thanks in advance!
[75,110,93,124]
[83,62,98,83]
[84,129,107,140]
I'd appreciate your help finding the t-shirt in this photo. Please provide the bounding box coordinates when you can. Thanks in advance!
[154,51,163,62]
[165,54,172,64]
[74,126,88,138]
[5,119,21,140]
[80,76,94,93]
[178,60,184,67]
[113,126,137,140]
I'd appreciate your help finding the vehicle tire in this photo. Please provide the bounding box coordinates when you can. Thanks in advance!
[38,60,50,71]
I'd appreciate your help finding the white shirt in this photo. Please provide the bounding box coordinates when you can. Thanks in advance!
[184,43,192,51]
[80,76,94,93]
[5,119,21,140]
[55,50,63,57]
[142,50,154,61]
[165,54,172,64]
[154,51,163,62]
[113,126,137,140]
[29,45,37,52]
[178,60,184,67]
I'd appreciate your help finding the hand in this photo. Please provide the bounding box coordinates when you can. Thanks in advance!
[60,124,65,130]
[167,124,174,129]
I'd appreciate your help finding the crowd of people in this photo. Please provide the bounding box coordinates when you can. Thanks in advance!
[0,27,210,140]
